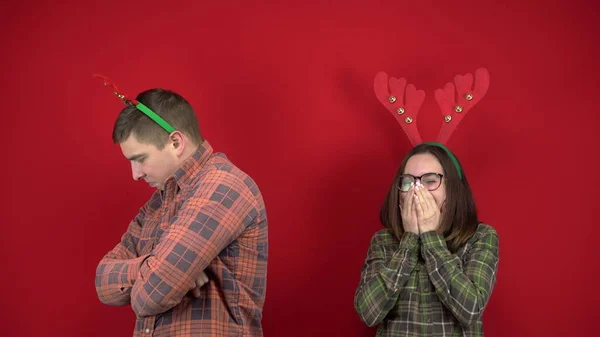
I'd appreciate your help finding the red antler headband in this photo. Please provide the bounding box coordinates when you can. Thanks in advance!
[93,74,176,133]
[374,68,490,179]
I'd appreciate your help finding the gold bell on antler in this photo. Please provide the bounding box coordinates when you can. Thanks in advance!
[445,115,452,122]
[465,93,473,101]
[389,95,397,103]
[397,107,405,115]
[454,105,463,113]
[405,117,413,124]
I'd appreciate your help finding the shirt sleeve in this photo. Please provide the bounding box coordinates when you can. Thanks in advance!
[354,230,420,327]
[94,213,150,306]
[420,225,499,327]
[130,172,256,317]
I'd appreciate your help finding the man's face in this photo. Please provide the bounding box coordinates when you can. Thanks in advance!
[119,134,179,190]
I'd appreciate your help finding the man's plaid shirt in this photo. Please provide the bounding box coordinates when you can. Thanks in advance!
[95,141,268,336]
[354,223,498,336]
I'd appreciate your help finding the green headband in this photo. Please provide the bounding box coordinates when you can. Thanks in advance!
[93,74,176,134]
[135,102,176,133]
[424,142,463,179]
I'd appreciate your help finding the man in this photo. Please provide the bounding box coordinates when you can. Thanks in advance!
[94,88,268,337]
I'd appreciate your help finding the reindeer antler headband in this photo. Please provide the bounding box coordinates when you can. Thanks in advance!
[93,74,176,133]
[374,67,490,179]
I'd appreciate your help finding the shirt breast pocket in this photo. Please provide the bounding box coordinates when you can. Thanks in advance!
[397,267,420,301]
[137,212,165,255]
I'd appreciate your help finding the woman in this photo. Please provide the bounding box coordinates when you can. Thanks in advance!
[354,143,499,336]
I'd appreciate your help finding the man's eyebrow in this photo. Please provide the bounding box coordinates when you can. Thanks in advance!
[126,154,146,161]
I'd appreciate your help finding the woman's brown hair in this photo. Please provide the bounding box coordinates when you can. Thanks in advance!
[380,143,479,252]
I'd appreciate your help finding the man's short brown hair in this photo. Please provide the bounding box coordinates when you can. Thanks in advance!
[112,88,203,148]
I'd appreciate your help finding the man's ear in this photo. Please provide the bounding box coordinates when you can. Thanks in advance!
[169,131,186,156]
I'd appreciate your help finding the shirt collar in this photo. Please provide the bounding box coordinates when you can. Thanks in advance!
[169,140,214,189]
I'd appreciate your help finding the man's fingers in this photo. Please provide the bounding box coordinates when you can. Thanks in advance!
[196,271,209,286]
[188,271,210,299]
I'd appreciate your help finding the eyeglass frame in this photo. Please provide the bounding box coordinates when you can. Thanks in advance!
[397,173,445,192]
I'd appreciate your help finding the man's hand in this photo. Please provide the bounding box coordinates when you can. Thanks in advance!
[188,271,209,298]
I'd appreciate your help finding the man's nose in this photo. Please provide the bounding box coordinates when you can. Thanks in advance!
[131,162,146,181]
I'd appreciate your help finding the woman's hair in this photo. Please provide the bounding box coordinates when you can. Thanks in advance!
[380,143,479,252]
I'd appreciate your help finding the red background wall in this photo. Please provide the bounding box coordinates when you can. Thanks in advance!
[2,0,599,336]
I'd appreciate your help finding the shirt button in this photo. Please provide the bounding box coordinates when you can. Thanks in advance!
[145,328,151,334]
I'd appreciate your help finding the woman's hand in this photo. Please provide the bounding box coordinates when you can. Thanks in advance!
[414,182,441,233]
[400,184,419,235]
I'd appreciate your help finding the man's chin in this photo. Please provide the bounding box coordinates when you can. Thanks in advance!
[147,182,164,190]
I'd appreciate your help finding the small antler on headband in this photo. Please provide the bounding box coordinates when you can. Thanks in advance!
[434,68,490,144]
[374,71,426,146]
[92,74,176,133]
[93,74,139,105]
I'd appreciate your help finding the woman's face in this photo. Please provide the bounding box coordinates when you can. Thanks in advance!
[399,153,447,210]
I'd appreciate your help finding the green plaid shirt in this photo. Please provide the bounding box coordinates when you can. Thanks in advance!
[354,223,499,336]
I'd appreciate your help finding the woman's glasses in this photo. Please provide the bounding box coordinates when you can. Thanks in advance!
[398,173,444,192]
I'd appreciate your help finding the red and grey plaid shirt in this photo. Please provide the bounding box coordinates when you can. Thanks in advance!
[95,140,268,337]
